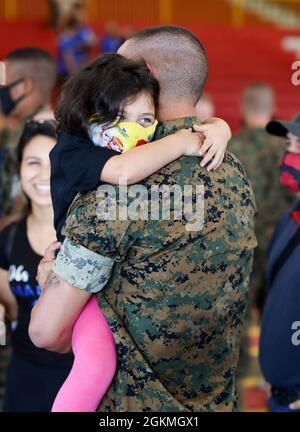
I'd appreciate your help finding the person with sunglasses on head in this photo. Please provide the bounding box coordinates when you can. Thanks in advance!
[0,120,73,412]
[259,112,300,412]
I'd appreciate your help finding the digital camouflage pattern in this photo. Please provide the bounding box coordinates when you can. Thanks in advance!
[0,125,23,217]
[63,117,257,412]
[53,237,114,293]
[230,127,294,308]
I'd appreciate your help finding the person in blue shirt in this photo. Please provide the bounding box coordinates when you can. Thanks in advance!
[57,4,96,77]
[259,112,300,412]
[100,22,123,54]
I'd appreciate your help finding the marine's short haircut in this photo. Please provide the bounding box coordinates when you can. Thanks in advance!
[125,25,208,105]
[6,47,57,102]
[242,82,275,115]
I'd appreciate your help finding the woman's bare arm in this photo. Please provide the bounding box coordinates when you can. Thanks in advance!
[0,268,18,321]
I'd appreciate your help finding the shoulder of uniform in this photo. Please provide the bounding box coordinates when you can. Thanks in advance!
[66,189,98,219]
[224,151,246,174]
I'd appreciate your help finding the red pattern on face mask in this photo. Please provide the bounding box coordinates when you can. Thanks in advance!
[283,152,300,170]
[280,171,300,193]
[279,152,300,193]
[290,210,300,225]
[136,139,147,147]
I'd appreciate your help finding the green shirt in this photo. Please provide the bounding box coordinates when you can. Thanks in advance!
[63,117,257,412]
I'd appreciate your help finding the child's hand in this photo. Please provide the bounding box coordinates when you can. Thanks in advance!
[193,121,231,171]
[175,128,204,157]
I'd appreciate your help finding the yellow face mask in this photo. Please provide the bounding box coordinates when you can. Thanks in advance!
[89,120,158,153]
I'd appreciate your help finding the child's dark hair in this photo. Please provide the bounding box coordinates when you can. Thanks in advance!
[55,53,160,137]
[17,119,57,165]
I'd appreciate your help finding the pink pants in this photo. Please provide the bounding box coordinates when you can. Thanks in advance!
[51,296,117,412]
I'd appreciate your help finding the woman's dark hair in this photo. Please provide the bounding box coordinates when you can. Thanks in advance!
[55,53,160,136]
[17,119,57,165]
[16,119,57,217]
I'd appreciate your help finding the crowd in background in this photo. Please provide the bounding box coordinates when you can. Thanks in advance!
[51,0,132,78]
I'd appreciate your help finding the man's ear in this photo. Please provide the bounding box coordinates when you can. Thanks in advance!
[9,77,33,102]
[146,62,158,79]
[22,78,34,94]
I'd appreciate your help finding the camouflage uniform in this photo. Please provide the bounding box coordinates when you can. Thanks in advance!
[59,117,257,412]
[0,125,24,217]
[230,127,294,309]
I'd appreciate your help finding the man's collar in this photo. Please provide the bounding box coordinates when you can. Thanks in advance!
[24,104,52,122]
[154,117,199,140]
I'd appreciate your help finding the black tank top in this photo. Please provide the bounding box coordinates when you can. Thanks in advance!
[0,217,74,368]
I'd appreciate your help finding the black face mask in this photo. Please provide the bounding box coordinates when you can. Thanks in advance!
[0,78,26,115]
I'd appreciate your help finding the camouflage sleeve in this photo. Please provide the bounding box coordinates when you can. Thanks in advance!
[62,188,136,261]
[52,237,114,293]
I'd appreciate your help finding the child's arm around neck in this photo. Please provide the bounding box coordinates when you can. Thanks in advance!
[101,117,231,185]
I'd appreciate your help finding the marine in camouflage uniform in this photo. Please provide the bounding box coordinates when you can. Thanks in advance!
[55,117,257,412]
[230,127,294,310]
[0,125,24,217]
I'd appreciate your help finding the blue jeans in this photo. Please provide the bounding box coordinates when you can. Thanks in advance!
[269,392,300,412]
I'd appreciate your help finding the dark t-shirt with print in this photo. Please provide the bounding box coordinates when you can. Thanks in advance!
[0,218,73,368]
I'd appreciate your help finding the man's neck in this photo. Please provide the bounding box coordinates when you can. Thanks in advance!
[158,102,196,122]
[243,114,272,129]
[18,99,50,122]
[154,115,199,140]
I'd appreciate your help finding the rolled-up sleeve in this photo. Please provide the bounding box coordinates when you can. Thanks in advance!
[52,238,114,293]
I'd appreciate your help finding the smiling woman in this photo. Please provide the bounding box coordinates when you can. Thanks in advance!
[20,134,53,206]
[0,119,74,412]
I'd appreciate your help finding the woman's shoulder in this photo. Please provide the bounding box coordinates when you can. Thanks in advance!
[0,217,26,269]
[0,216,26,243]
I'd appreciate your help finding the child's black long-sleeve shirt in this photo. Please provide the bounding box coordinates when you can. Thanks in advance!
[50,133,118,242]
